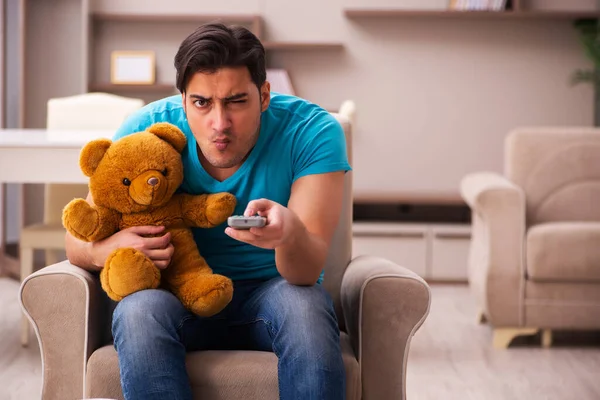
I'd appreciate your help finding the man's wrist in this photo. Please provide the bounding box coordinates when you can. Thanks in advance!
[89,241,103,270]
[277,211,306,251]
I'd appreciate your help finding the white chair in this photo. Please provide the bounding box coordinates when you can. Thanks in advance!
[20,92,145,346]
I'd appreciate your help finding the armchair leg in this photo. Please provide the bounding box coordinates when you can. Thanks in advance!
[493,328,539,349]
[20,246,34,347]
[542,329,553,348]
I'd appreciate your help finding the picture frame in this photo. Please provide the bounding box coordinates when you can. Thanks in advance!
[110,51,156,85]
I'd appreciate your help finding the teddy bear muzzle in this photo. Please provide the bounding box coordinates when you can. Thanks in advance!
[129,170,169,206]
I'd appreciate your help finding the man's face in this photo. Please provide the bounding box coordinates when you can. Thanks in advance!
[182,67,270,170]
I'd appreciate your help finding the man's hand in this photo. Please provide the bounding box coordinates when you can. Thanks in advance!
[91,225,174,269]
[224,198,299,249]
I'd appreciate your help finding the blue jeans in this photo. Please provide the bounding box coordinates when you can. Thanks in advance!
[111,276,346,399]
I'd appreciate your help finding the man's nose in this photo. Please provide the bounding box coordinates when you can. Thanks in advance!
[212,108,232,132]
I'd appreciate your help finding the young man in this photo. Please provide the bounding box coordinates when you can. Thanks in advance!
[65,22,351,400]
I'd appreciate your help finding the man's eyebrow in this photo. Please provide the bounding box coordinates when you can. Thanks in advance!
[223,93,248,101]
[189,94,210,101]
[188,93,248,101]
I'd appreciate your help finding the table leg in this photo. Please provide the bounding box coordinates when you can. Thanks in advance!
[0,183,20,280]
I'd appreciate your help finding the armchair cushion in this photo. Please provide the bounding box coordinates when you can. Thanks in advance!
[86,334,360,400]
[527,222,600,283]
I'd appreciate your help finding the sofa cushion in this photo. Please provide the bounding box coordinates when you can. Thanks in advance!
[527,222,600,283]
[85,332,360,400]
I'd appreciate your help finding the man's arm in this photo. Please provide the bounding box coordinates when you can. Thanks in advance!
[226,171,346,285]
[276,171,345,285]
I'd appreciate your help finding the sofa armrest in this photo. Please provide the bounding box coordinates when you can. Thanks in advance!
[460,172,526,326]
[19,261,108,400]
[341,255,430,400]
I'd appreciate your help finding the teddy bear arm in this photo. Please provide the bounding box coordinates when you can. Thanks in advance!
[62,199,121,242]
[90,206,122,241]
[178,192,236,228]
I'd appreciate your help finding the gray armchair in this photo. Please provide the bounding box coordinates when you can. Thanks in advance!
[461,127,600,348]
[20,114,431,399]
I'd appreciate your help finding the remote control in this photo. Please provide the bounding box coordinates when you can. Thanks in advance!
[227,215,267,230]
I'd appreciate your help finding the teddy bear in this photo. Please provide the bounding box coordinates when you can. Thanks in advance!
[62,122,236,317]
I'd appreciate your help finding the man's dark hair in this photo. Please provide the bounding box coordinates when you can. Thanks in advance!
[174,23,266,93]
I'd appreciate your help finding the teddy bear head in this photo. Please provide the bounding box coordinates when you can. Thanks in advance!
[80,122,187,214]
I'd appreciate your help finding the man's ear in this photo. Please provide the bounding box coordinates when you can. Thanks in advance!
[146,122,187,153]
[260,81,271,112]
[80,139,112,177]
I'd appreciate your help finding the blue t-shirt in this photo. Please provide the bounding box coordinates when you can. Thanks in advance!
[112,92,351,283]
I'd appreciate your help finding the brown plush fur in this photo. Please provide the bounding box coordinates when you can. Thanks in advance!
[62,122,236,317]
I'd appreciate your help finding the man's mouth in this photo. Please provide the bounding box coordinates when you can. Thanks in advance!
[214,138,230,151]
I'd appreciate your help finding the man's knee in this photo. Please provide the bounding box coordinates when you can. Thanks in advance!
[268,278,336,320]
[112,289,184,337]
[265,278,341,348]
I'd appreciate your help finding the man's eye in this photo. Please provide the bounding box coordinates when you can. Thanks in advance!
[194,100,208,107]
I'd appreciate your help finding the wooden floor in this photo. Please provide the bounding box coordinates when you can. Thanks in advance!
[1,277,600,400]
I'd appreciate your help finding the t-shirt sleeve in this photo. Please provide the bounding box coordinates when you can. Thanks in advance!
[292,111,352,182]
[112,109,151,141]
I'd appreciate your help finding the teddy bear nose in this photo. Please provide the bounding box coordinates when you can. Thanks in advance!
[148,177,159,186]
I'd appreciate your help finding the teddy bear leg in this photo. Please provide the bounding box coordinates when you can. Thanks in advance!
[172,269,233,317]
[100,248,161,302]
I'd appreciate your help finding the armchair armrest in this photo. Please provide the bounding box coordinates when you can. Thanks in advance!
[341,255,430,400]
[459,172,526,326]
[19,261,108,400]
[460,171,523,213]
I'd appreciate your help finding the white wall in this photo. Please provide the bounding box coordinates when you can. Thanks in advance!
[3,0,596,241]
[93,0,595,199]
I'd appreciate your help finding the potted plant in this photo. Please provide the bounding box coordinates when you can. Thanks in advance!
[572,19,600,125]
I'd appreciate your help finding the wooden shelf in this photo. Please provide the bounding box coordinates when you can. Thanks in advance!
[263,41,344,51]
[344,8,600,20]
[91,12,260,24]
[88,83,177,93]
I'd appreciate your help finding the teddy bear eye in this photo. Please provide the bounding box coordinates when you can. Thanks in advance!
[161,168,168,176]
[122,178,131,186]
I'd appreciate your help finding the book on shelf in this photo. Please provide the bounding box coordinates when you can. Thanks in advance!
[448,0,508,11]
[266,69,295,95]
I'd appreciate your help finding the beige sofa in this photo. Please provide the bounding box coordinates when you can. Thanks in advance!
[19,114,431,400]
[460,127,600,348]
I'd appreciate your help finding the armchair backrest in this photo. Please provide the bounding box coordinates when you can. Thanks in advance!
[322,114,353,331]
[505,127,600,225]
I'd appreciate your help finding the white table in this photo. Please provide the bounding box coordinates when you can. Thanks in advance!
[0,129,114,277]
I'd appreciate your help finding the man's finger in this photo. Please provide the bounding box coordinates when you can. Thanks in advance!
[154,260,170,270]
[225,227,258,243]
[142,233,171,249]
[244,198,273,216]
[146,247,172,260]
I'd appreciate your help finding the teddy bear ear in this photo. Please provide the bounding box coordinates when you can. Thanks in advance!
[80,139,112,177]
[146,122,187,153]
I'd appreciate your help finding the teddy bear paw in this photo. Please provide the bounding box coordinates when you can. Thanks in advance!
[100,248,161,302]
[206,193,237,225]
[181,274,234,317]
[62,198,99,242]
